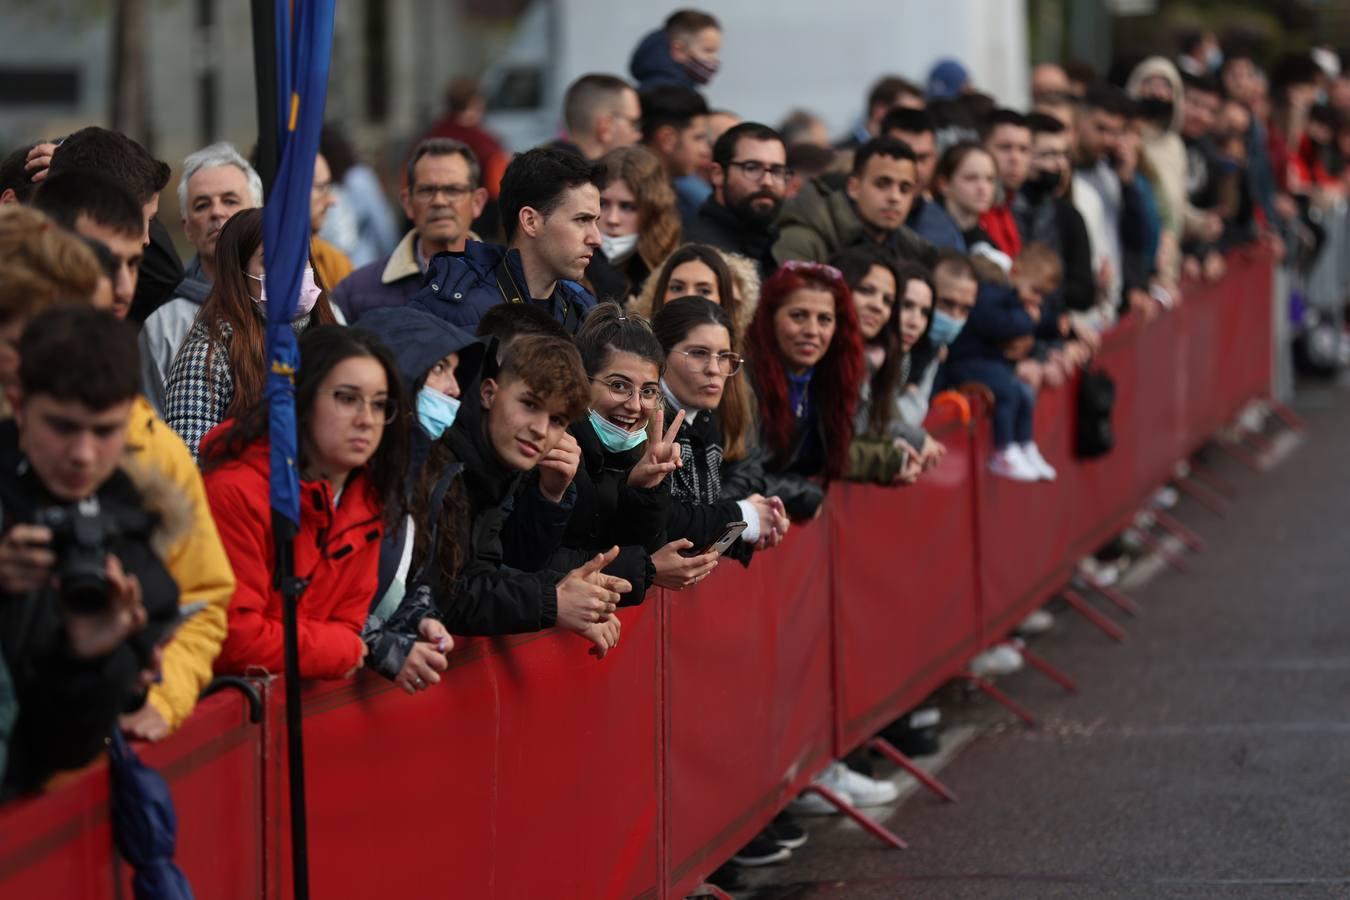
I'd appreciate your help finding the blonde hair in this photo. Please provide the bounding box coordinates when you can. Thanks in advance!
[0,205,101,326]
[600,145,681,269]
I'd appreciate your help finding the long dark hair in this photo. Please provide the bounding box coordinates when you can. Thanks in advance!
[832,245,905,436]
[646,244,737,315]
[202,325,409,526]
[746,263,865,479]
[195,208,339,419]
[651,295,751,460]
[897,263,938,391]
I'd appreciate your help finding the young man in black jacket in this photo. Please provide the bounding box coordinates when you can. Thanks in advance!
[424,333,630,656]
[0,308,182,794]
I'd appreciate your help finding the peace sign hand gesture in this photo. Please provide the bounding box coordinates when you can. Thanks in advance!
[628,407,685,489]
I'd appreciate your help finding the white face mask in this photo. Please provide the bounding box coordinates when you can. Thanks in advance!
[601,233,640,264]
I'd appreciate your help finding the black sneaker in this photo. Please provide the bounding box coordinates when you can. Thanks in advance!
[705,861,745,892]
[768,811,808,849]
[731,831,791,867]
[879,707,942,758]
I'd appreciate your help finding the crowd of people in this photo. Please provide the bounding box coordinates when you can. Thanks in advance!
[0,8,1330,892]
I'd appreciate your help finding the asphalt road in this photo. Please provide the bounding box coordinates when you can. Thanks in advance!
[742,390,1350,900]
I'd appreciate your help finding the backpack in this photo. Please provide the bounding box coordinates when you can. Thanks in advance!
[1076,367,1116,459]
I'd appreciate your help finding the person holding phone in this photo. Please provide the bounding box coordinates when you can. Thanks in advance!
[546,303,720,598]
[652,295,790,563]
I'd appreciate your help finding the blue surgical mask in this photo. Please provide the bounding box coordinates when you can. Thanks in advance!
[588,409,648,453]
[928,310,966,346]
[417,388,461,439]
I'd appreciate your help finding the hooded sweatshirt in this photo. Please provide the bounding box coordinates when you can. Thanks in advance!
[1127,56,1209,252]
[629,29,698,91]
[354,307,484,677]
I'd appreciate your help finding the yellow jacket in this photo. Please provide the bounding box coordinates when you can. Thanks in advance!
[311,235,354,297]
[125,395,235,730]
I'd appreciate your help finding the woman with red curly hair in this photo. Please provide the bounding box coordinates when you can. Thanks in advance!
[744,260,865,520]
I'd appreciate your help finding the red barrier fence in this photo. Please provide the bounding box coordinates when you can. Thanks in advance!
[0,250,1277,899]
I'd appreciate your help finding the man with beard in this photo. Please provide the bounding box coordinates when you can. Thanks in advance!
[684,122,788,277]
[333,138,487,321]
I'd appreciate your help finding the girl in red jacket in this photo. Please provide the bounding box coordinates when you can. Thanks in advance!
[203,326,409,679]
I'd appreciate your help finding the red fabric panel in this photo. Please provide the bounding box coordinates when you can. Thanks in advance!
[665,521,834,897]
[298,606,662,900]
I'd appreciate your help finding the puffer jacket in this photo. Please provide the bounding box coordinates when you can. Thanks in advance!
[126,395,234,731]
[772,178,937,268]
[410,240,597,335]
[204,431,383,679]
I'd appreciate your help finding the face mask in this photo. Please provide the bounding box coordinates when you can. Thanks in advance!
[682,55,719,85]
[417,388,461,439]
[1136,97,1174,126]
[1205,47,1224,72]
[245,268,321,319]
[601,233,639,264]
[1022,168,1062,201]
[588,408,648,453]
[928,309,966,346]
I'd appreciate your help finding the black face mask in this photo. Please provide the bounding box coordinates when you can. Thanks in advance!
[1137,97,1174,126]
[1022,167,1063,200]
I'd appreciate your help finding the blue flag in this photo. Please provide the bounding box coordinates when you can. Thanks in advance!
[263,0,335,526]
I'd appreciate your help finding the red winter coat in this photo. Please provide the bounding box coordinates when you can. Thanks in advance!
[203,429,384,679]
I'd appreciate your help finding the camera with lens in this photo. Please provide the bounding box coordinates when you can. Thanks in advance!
[35,498,125,614]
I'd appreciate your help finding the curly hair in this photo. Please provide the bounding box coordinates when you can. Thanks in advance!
[0,206,101,327]
[600,145,681,269]
[746,263,865,480]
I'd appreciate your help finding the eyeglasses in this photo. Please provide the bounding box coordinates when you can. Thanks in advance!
[779,259,844,283]
[412,183,474,202]
[670,347,744,375]
[590,377,663,408]
[726,160,794,183]
[329,388,397,424]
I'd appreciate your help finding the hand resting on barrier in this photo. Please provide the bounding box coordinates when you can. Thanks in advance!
[396,619,454,694]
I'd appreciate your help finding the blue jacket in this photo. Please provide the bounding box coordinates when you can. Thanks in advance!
[945,282,1037,367]
[409,240,597,335]
[907,195,967,251]
[629,29,696,90]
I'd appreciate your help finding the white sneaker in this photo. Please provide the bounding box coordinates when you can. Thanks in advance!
[1016,609,1055,635]
[834,763,899,807]
[969,642,1024,678]
[1019,443,1057,481]
[988,445,1040,482]
[1152,486,1179,510]
[1078,556,1120,587]
[789,763,852,816]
